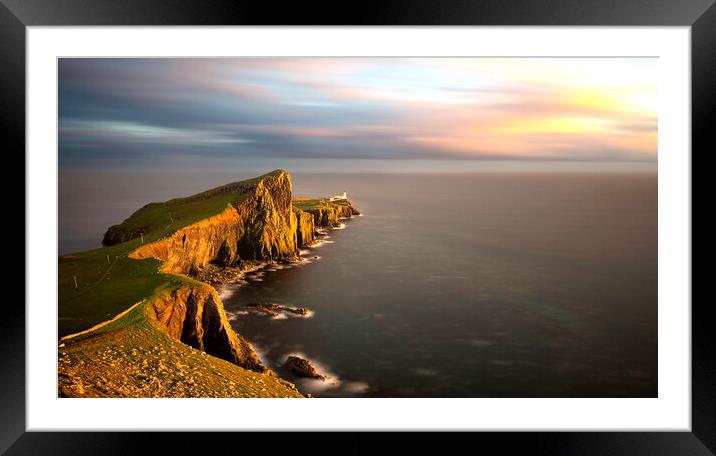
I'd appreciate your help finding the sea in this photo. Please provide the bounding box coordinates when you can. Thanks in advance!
[59,171,657,397]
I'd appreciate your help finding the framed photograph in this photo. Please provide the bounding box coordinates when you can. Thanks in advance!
[6,0,713,453]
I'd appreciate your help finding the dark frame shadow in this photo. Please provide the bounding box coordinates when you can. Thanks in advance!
[3,0,713,453]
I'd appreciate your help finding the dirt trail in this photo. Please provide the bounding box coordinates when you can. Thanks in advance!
[60,301,143,342]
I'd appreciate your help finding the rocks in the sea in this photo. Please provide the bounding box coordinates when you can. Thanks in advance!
[245,303,311,317]
[285,356,325,380]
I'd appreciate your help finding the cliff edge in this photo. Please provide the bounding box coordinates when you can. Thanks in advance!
[58,170,359,397]
[128,170,302,275]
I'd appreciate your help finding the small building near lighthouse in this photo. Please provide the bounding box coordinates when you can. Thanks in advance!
[329,191,348,202]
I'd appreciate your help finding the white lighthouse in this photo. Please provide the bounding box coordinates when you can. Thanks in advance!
[329,191,348,202]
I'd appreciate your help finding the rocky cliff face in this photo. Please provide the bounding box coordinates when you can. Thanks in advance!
[130,170,301,275]
[150,282,266,373]
[305,201,361,228]
[293,206,317,247]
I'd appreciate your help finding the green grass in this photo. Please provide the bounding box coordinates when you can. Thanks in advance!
[58,171,285,337]
[64,278,199,341]
[107,193,244,243]
[291,198,330,211]
[292,198,354,217]
[58,246,170,336]
[59,285,303,398]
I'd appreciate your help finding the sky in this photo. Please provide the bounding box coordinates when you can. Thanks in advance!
[59,58,657,173]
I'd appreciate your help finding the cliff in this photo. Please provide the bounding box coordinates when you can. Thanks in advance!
[293,198,361,228]
[123,170,301,274]
[293,206,317,247]
[58,169,359,397]
[150,282,265,372]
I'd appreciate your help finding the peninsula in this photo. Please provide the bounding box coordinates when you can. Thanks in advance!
[58,170,359,398]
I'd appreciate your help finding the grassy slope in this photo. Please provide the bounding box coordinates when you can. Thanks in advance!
[291,198,324,211]
[58,172,272,337]
[59,280,303,398]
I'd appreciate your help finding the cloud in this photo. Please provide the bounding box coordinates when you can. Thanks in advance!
[58,58,658,170]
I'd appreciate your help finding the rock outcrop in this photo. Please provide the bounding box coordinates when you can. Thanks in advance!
[293,206,317,247]
[150,282,266,373]
[246,302,311,317]
[304,201,360,228]
[129,170,301,275]
[285,355,326,380]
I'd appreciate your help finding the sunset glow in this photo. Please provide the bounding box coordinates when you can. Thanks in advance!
[59,58,657,171]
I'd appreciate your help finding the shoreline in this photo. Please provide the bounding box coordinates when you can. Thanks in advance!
[216,218,346,305]
[217,217,356,395]
[212,214,353,290]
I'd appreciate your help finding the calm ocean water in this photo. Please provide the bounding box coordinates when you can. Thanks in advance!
[59,171,657,397]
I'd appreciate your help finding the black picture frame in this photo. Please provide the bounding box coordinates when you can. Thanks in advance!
[3,0,713,453]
